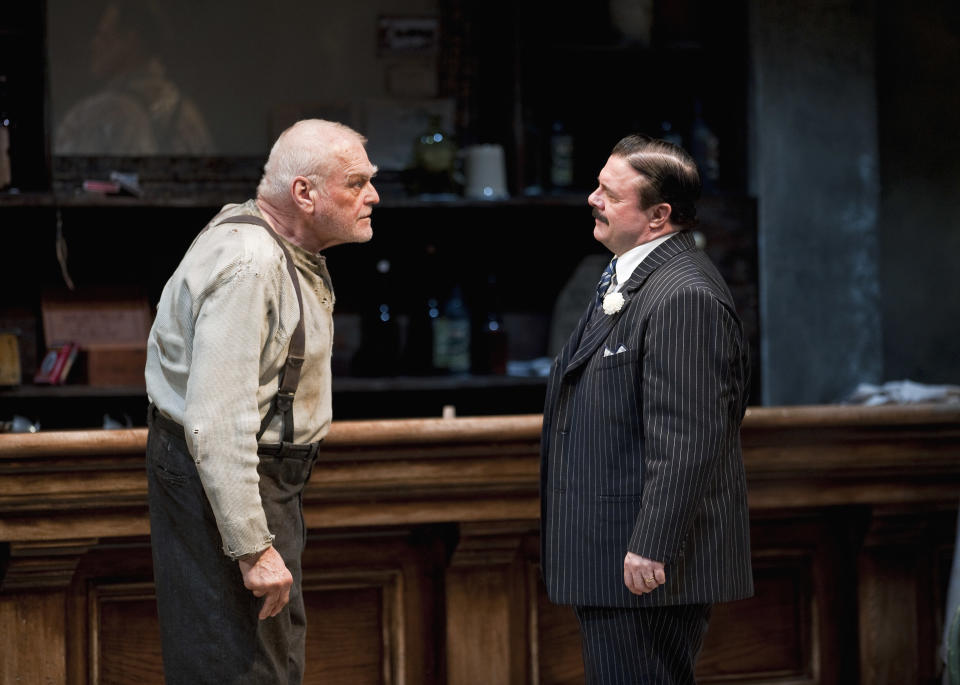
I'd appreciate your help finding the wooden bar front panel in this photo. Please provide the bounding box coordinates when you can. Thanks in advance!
[1,405,958,684]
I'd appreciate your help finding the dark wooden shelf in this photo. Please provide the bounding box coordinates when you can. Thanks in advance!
[334,374,547,393]
[0,189,251,209]
[0,188,754,211]
[0,374,549,428]
[0,384,147,398]
[0,375,547,399]
[0,189,592,210]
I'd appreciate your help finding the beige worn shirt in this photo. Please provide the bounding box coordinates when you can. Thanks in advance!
[145,200,334,559]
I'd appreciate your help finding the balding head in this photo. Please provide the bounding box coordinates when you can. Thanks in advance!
[256,119,367,206]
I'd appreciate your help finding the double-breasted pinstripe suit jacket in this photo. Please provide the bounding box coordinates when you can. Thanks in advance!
[540,230,754,608]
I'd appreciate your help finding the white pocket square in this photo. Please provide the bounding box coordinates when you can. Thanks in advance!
[603,345,628,357]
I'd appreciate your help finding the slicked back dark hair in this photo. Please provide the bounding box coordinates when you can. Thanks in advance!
[610,134,701,228]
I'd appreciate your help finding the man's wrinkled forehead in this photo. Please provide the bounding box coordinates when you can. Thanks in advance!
[334,142,378,179]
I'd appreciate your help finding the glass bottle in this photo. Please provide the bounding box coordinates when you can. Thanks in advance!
[434,284,471,375]
[690,100,719,191]
[549,120,574,190]
[411,114,457,195]
[401,244,442,376]
[351,258,401,377]
[474,273,508,375]
[0,74,12,190]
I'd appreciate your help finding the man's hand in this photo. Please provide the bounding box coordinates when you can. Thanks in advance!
[238,545,293,620]
[624,551,666,595]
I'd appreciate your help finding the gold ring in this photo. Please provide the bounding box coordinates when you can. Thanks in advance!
[645,576,656,584]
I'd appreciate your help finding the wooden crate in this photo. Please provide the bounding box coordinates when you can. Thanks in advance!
[40,294,151,387]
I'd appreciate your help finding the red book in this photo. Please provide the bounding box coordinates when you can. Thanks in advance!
[34,342,78,385]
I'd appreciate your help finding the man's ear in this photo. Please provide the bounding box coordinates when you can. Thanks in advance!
[291,176,317,213]
[648,202,673,231]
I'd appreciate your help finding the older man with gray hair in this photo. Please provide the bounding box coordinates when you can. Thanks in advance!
[145,119,379,683]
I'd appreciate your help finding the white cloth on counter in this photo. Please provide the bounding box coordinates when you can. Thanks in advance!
[845,379,960,406]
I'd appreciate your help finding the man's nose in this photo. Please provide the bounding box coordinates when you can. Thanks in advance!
[588,189,602,209]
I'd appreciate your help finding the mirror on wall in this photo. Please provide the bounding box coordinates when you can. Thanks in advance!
[47,0,443,175]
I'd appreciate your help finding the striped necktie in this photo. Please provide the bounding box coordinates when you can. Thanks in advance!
[595,257,618,308]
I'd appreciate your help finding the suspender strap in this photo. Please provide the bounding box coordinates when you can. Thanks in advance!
[213,214,305,443]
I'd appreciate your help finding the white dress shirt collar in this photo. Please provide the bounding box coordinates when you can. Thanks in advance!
[611,232,678,292]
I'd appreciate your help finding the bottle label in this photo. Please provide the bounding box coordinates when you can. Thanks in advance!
[433,318,470,373]
[550,135,574,187]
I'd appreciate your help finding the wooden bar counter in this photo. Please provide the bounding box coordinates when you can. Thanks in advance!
[1,404,958,684]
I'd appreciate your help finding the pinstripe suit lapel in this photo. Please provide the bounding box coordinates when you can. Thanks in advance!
[563,232,696,377]
[565,304,621,375]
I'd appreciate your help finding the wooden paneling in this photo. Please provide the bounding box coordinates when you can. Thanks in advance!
[698,555,814,682]
[445,522,536,685]
[91,583,163,685]
[857,508,958,685]
[534,581,584,685]
[0,405,957,684]
[304,583,388,684]
[83,568,405,685]
[0,590,67,683]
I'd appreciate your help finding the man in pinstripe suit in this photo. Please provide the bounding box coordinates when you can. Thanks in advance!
[541,135,753,683]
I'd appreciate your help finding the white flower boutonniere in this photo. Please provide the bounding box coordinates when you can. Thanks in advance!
[602,291,626,315]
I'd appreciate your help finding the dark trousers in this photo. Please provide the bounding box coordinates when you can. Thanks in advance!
[574,604,712,684]
[145,409,315,685]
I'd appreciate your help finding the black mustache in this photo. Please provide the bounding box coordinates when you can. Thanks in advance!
[592,208,609,225]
